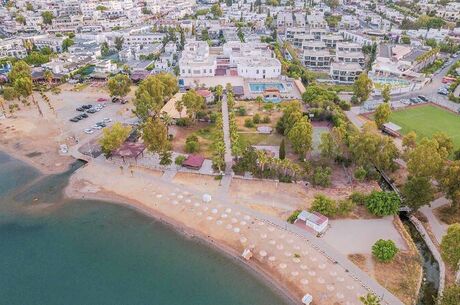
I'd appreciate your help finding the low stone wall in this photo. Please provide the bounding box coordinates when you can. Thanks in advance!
[409,215,446,297]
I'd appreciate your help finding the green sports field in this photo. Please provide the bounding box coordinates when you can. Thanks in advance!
[388,104,460,149]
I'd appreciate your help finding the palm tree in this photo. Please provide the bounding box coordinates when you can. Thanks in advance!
[256,96,263,110]
[43,70,53,86]
[256,150,268,173]
[215,85,223,102]
[160,112,173,135]
[175,98,184,118]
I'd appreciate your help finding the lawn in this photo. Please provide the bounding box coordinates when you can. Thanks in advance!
[239,133,284,146]
[388,105,460,149]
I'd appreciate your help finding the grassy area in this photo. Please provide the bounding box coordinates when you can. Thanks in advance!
[388,105,460,149]
[239,133,284,146]
[434,205,460,225]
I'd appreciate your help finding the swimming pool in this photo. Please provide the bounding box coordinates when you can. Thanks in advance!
[249,83,286,93]
[264,97,282,103]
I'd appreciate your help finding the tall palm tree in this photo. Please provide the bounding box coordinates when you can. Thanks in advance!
[160,112,173,135]
[43,70,53,86]
[256,150,268,172]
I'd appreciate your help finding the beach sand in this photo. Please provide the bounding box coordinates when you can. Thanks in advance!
[66,159,375,305]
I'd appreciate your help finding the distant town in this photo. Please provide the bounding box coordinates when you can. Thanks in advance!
[0,1,460,305]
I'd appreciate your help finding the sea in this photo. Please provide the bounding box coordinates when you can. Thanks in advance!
[0,151,292,305]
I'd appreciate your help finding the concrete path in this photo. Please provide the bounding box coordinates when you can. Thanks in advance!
[323,217,408,255]
[420,197,450,244]
[221,95,233,175]
[161,169,177,181]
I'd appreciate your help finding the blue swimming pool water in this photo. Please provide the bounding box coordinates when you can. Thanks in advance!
[264,97,282,103]
[249,83,286,93]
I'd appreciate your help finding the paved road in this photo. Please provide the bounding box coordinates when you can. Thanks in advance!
[420,197,449,244]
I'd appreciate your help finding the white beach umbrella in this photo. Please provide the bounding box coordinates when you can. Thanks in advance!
[301,279,309,285]
[202,194,212,202]
[279,263,287,269]
[233,227,240,233]
[268,256,276,262]
[259,250,267,257]
[291,271,299,277]
[327,285,335,291]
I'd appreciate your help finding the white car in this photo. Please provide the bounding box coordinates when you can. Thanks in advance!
[84,128,94,134]
[92,125,102,130]
[102,117,112,123]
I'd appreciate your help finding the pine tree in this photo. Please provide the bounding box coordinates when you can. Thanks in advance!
[279,138,286,160]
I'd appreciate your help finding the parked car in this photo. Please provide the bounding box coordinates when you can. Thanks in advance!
[76,107,85,112]
[96,122,106,127]
[87,109,97,114]
[82,104,92,110]
[102,117,112,123]
[80,113,88,118]
[70,117,79,122]
[418,95,428,102]
[112,97,120,103]
[92,125,102,130]
[97,98,108,102]
[84,128,94,134]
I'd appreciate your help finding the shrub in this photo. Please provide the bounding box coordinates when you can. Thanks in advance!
[253,113,261,124]
[372,239,398,263]
[175,155,186,166]
[159,151,172,166]
[349,191,368,206]
[244,118,255,128]
[337,199,355,216]
[338,100,351,111]
[262,115,271,123]
[185,137,200,154]
[365,191,400,216]
[440,223,460,268]
[176,117,192,127]
[310,194,337,216]
[237,106,247,116]
[287,209,301,223]
[311,166,332,187]
[354,166,367,182]
[438,285,460,305]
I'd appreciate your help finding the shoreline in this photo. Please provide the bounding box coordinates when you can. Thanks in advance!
[0,143,73,176]
[64,182,301,305]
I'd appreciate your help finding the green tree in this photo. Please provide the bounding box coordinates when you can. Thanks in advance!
[210,3,222,18]
[438,161,460,211]
[279,138,286,160]
[185,135,200,153]
[133,76,165,120]
[181,89,205,121]
[433,132,454,158]
[437,285,460,305]
[287,116,313,159]
[402,176,434,211]
[372,239,398,262]
[41,11,54,25]
[276,100,303,135]
[407,137,444,178]
[349,123,399,172]
[99,122,131,156]
[159,151,173,166]
[352,73,373,104]
[311,166,332,187]
[156,73,178,98]
[366,191,400,216]
[359,293,381,305]
[440,223,460,268]
[114,36,124,51]
[107,74,131,99]
[325,0,340,10]
[381,84,391,103]
[2,87,17,101]
[374,102,391,129]
[402,131,417,153]
[43,69,53,85]
[16,14,26,25]
[101,41,110,56]
[62,38,74,52]
[8,60,31,83]
[142,117,171,153]
[310,194,336,216]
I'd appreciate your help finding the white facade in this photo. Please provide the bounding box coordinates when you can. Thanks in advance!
[179,41,216,77]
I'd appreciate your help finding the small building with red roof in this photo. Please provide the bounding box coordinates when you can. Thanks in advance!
[182,154,205,170]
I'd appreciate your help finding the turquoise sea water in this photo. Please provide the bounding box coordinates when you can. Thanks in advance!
[0,152,292,305]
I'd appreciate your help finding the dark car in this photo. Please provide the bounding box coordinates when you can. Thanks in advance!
[70,117,80,122]
[80,113,88,118]
[96,122,106,127]
[112,97,120,103]
[409,97,418,104]
[418,95,428,102]
[76,107,85,111]
[87,108,97,114]
[82,104,92,109]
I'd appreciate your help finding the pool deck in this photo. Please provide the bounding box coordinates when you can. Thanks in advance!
[243,78,302,100]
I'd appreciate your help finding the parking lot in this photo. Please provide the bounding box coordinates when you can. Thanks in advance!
[50,85,135,145]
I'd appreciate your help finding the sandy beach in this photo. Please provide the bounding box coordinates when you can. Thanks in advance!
[65,159,389,305]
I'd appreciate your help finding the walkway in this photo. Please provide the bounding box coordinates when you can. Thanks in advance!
[420,197,449,244]
[221,94,233,175]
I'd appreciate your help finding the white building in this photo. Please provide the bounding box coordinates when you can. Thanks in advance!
[330,62,363,84]
[179,41,216,77]
[296,211,328,234]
